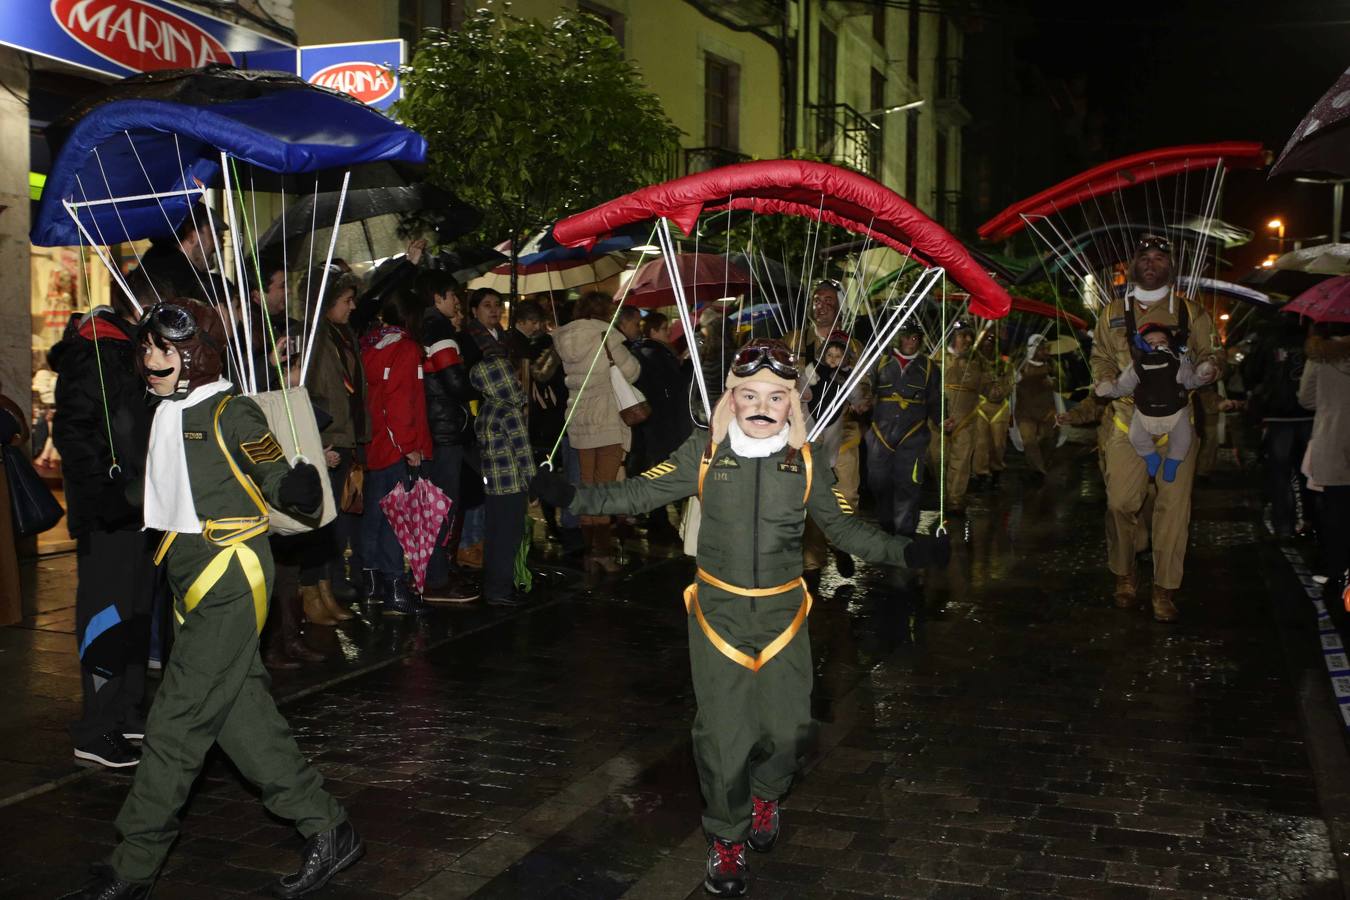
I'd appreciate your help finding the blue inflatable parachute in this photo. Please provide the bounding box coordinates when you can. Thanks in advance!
[31,67,427,247]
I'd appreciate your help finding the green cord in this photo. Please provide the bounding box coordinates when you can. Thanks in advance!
[229,159,302,455]
[77,239,120,476]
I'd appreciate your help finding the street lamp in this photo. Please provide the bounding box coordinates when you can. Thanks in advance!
[1266,217,1286,255]
[861,99,925,129]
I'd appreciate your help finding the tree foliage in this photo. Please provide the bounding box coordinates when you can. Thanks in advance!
[394,5,681,277]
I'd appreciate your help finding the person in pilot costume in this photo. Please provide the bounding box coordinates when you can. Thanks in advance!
[532,339,948,897]
[66,298,360,900]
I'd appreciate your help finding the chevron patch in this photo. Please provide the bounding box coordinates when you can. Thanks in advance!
[833,488,855,515]
[640,461,677,480]
[241,433,284,465]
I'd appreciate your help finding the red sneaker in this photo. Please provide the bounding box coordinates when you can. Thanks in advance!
[704,838,747,896]
[748,796,781,852]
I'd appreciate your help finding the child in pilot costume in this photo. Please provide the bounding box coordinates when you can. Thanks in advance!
[532,339,948,897]
[66,298,361,900]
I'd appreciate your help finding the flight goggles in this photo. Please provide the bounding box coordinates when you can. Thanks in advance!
[1135,235,1172,256]
[731,342,798,380]
[141,302,198,342]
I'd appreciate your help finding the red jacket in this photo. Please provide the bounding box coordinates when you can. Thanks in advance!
[361,327,433,470]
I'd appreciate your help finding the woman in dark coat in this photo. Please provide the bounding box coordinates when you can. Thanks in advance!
[626,312,692,539]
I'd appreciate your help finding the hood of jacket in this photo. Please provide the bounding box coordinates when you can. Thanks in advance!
[552,318,612,365]
[1307,334,1350,373]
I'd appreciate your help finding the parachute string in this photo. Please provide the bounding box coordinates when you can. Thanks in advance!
[65,178,138,315]
[219,151,256,394]
[545,225,661,468]
[938,270,947,526]
[231,158,300,451]
[660,217,711,418]
[298,169,350,386]
[132,133,215,311]
[91,143,164,310]
[194,188,251,387]
[300,175,321,378]
[75,237,120,477]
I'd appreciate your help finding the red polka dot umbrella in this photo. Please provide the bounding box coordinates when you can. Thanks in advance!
[378,476,451,592]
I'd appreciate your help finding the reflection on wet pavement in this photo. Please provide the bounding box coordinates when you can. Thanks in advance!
[0,456,1343,898]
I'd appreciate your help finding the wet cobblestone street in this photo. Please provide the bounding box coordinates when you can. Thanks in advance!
[2,452,1345,899]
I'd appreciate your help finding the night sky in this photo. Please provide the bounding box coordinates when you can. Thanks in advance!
[975,0,1350,271]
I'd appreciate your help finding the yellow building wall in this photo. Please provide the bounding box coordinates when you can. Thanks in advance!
[292,0,398,44]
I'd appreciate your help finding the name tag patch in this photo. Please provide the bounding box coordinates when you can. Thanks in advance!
[777,461,802,474]
[1109,316,1125,328]
[183,431,204,441]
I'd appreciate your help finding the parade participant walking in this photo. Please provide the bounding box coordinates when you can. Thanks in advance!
[50,271,157,768]
[865,321,941,535]
[972,332,1012,490]
[531,339,948,897]
[1014,334,1060,481]
[1091,235,1221,622]
[936,323,986,515]
[65,298,358,900]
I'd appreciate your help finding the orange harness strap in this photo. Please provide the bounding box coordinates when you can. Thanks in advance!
[683,569,813,673]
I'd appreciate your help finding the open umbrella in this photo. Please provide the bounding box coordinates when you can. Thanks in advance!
[626,253,751,309]
[258,183,480,265]
[1272,69,1350,178]
[468,252,625,295]
[1273,243,1350,276]
[378,476,451,593]
[1283,275,1350,323]
[727,303,782,325]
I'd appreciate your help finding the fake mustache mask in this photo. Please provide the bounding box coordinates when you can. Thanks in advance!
[146,366,175,378]
[747,414,778,424]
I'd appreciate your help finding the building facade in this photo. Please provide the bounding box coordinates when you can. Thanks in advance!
[0,0,969,449]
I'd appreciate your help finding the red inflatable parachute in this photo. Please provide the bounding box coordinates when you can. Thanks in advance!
[977,142,1266,242]
[553,159,1012,319]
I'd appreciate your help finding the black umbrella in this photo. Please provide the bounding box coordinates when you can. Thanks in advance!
[257,183,480,264]
[1238,264,1328,299]
[1272,70,1350,178]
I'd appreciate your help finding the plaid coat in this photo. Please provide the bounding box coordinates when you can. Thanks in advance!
[470,355,534,496]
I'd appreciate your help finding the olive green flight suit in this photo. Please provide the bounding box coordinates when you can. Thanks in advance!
[570,432,909,841]
[110,393,344,884]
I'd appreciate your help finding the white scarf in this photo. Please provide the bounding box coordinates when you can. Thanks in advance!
[1129,284,1169,306]
[143,380,233,534]
[728,419,790,458]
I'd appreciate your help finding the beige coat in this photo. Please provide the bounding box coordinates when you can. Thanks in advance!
[1299,335,1350,487]
[554,318,640,451]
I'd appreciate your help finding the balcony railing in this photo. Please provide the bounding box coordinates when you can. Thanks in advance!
[805,102,878,177]
[685,146,751,174]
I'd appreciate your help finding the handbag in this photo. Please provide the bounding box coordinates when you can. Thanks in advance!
[2,444,64,537]
[340,460,365,515]
[604,343,651,426]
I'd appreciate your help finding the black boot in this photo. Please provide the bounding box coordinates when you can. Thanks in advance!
[360,569,382,603]
[272,820,364,898]
[59,867,151,900]
[382,577,421,617]
[704,837,748,896]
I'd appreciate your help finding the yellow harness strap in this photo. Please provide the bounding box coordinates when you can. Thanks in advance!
[978,399,1010,423]
[683,569,813,673]
[153,396,272,634]
[950,406,980,436]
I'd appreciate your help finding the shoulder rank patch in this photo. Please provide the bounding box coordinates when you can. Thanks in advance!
[777,461,802,474]
[713,456,740,468]
[182,431,204,441]
[640,461,677,480]
[240,433,284,465]
[1109,316,1125,328]
[833,488,855,515]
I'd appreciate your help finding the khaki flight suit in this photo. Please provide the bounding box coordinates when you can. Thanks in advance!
[1015,362,1059,475]
[1091,296,1220,590]
[930,349,986,511]
[1196,383,1222,476]
[973,364,1012,478]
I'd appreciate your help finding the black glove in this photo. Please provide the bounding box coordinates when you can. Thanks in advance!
[530,466,576,509]
[279,461,323,514]
[903,532,951,570]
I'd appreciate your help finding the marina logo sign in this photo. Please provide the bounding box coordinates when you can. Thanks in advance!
[308,61,397,106]
[299,41,404,113]
[0,0,292,79]
[51,0,231,72]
